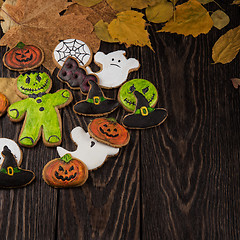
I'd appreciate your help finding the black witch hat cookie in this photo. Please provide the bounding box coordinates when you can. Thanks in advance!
[73,80,119,116]
[0,146,35,188]
[122,91,168,129]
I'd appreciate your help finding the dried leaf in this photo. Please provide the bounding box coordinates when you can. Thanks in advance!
[212,26,240,64]
[146,0,173,23]
[107,0,157,11]
[73,0,103,7]
[0,0,100,73]
[94,20,118,42]
[0,0,18,33]
[211,10,229,30]
[231,78,240,89]
[232,0,240,5]
[108,10,153,49]
[158,0,213,37]
[197,0,214,4]
[64,1,116,25]
[0,78,21,104]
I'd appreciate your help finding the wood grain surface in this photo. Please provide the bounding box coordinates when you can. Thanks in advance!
[0,1,239,239]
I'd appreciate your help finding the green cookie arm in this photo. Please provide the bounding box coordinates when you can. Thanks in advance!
[8,99,29,120]
[49,90,72,107]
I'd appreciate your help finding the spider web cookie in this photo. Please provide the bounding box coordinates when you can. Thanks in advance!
[53,39,92,68]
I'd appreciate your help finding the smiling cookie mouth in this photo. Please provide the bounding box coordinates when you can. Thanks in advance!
[124,93,155,106]
[16,54,33,62]
[110,63,121,68]
[100,127,119,138]
[20,79,49,92]
[55,171,77,181]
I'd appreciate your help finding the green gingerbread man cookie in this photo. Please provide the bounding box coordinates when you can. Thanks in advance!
[8,72,73,147]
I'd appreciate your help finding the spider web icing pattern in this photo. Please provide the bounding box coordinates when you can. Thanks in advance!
[54,39,91,66]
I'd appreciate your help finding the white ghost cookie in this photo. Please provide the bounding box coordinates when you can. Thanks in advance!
[57,127,119,170]
[0,138,22,166]
[86,50,140,88]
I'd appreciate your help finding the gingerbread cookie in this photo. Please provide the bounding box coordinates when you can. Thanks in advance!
[0,138,22,166]
[73,80,119,116]
[88,118,130,148]
[86,50,140,88]
[57,57,98,94]
[42,153,88,188]
[122,91,167,129]
[53,39,92,68]
[57,127,119,170]
[118,79,158,112]
[3,42,44,71]
[0,146,35,188]
[0,93,9,116]
[8,72,73,147]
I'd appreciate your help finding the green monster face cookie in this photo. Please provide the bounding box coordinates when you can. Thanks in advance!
[17,72,51,96]
[118,79,158,112]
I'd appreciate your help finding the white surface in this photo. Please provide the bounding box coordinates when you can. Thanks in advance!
[0,138,22,166]
[53,39,92,67]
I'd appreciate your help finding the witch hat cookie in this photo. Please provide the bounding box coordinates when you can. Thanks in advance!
[122,91,168,129]
[0,146,35,188]
[73,80,119,116]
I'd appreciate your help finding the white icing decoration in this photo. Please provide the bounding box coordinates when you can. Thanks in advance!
[57,127,119,170]
[86,50,140,88]
[0,138,22,166]
[53,39,92,67]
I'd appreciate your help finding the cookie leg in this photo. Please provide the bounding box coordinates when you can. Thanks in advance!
[19,120,41,146]
[42,119,61,145]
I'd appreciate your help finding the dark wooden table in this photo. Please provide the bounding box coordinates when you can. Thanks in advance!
[0,1,239,239]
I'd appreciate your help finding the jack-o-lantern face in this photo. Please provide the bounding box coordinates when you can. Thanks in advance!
[42,154,88,188]
[3,42,44,71]
[88,118,130,147]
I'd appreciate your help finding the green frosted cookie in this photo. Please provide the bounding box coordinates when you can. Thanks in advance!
[8,72,72,147]
[118,79,158,112]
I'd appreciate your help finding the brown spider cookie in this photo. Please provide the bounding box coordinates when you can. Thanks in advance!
[88,117,130,148]
[0,146,35,188]
[42,154,88,188]
[73,80,119,116]
[3,42,44,71]
[122,91,168,129]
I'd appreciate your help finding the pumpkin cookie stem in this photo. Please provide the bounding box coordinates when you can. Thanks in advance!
[60,154,72,163]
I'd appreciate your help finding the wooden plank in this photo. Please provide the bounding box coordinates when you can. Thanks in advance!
[140,13,240,240]
[56,44,141,239]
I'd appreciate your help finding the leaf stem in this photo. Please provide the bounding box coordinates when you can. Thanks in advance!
[0,7,20,25]
[213,0,225,11]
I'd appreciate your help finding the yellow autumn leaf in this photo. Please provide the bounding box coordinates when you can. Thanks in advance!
[107,0,158,11]
[94,20,118,42]
[211,10,229,30]
[212,25,240,64]
[146,0,173,23]
[158,0,213,37]
[108,10,153,49]
[73,0,103,7]
[232,0,240,5]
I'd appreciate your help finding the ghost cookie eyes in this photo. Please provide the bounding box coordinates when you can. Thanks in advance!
[118,79,158,112]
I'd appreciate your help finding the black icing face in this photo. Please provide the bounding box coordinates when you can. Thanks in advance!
[110,57,122,68]
[119,79,158,112]
[99,124,119,138]
[54,165,77,181]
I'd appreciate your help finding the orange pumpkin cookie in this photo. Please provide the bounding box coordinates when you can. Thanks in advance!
[42,154,88,188]
[3,42,44,71]
[88,118,130,148]
[0,93,9,117]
